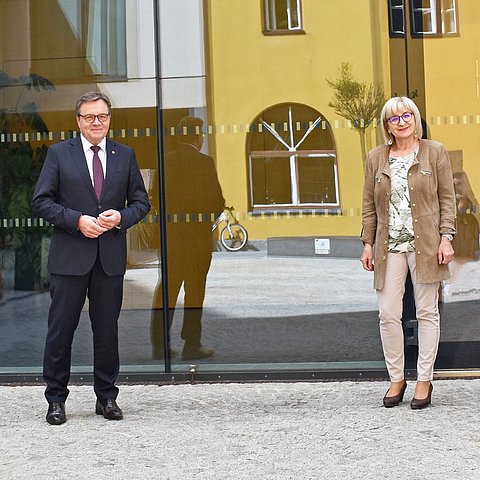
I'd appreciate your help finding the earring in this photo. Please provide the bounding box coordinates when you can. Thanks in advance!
[387,139,393,145]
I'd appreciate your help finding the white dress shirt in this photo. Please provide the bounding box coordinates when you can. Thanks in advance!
[80,134,107,186]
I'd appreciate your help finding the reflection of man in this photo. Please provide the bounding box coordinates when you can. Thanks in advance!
[32,92,150,425]
[452,169,479,260]
[152,116,224,360]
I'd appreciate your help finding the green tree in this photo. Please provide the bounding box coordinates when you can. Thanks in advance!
[326,63,385,170]
[0,72,55,291]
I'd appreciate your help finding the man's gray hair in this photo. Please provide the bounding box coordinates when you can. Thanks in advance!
[75,91,112,116]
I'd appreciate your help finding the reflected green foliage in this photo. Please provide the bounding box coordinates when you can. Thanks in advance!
[0,72,55,291]
[327,63,385,169]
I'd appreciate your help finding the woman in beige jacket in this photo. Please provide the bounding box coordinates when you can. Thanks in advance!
[360,97,456,409]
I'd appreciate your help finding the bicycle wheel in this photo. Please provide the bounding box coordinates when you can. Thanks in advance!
[220,224,248,251]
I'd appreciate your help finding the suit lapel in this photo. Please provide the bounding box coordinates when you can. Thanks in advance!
[69,136,98,200]
[102,139,121,198]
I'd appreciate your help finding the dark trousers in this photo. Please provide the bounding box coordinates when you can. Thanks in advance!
[151,306,204,355]
[151,251,211,355]
[43,256,124,403]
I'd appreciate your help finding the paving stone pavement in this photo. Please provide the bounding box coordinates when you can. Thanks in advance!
[1,379,480,479]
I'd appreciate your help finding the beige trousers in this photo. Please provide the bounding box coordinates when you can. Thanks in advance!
[377,252,440,382]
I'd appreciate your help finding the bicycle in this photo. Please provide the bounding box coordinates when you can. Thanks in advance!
[212,206,248,252]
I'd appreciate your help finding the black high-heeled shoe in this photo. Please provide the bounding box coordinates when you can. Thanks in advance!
[383,380,407,408]
[410,382,433,410]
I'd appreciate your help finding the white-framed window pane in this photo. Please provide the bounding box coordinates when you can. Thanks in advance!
[441,0,457,34]
[86,0,127,79]
[388,0,405,36]
[250,153,339,207]
[297,155,338,205]
[287,0,301,29]
[251,156,292,205]
[264,0,302,32]
[411,0,437,35]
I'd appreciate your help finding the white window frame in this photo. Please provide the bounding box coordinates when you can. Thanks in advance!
[388,0,406,36]
[86,0,127,79]
[411,0,437,35]
[248,152,339,208]
[441,0,457,34]
[410,0,458,36]
[248,106,339,209]
[58,0,128,81]
[264,0,303,33]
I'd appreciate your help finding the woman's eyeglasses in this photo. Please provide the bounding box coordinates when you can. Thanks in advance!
[78,113,110,123]
[387,112,413,125]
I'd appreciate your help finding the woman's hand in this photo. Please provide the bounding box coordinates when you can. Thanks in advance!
[438,236,455,265]
[360,243,374,271]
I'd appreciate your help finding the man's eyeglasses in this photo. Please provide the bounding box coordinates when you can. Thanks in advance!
[78,113,110,123]
[387,112,413,125]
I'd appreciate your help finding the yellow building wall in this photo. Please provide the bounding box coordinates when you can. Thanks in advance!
[422,0,480,194]
[206,0,391,240]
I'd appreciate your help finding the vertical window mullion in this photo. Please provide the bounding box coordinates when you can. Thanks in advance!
[248,156,255,207]
[430,0,438,34]
[286,0,292,29]
[296,0,302,29]
[270,0,277,30]
[436,1,443,34]
[290,153,299,205]
[101,1,108,74]
[440,0,447,33]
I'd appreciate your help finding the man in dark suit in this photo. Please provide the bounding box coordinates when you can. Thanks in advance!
[32,91,150,425]
[151,116,224,361]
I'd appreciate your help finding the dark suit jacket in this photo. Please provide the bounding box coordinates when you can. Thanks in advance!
[32,136,150,276]
[165,143,225,246]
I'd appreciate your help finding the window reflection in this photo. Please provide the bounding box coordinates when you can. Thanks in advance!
[58,0,127,79]
[388,0,459,37]
[388,0,406,36]
[448,151,479,282]
[247,104,338,209]
[1,0,480,377]
[151,116,225,362]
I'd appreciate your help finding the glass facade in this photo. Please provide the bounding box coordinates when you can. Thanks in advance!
[1,0,480,381]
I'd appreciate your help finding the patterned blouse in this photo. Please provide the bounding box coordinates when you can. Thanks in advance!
[388,151,418,253]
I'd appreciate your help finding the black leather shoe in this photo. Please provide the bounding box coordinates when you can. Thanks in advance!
[383,381,407,408]
[95,399,123,420]
[411,382,433,410]
[182,345,214,360]
[46,402,66,425]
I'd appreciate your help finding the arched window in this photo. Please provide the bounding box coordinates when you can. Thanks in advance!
[247,103,339,211]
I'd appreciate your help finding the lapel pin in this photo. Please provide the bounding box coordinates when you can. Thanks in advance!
[112,150,116,154]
